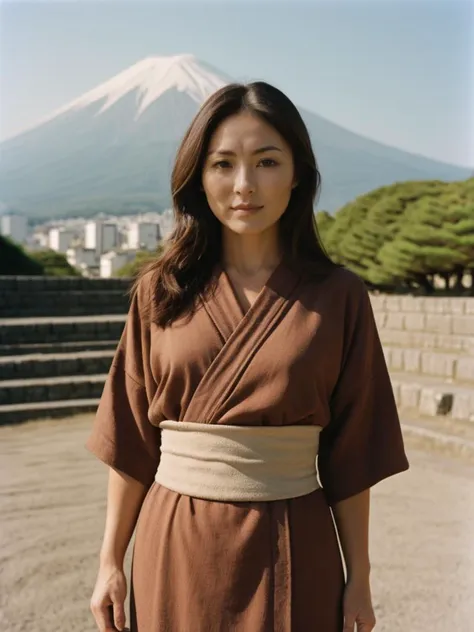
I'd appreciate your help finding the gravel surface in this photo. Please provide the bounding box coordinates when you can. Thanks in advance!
[1,414,473,631]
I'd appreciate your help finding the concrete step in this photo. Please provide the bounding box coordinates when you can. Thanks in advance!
[0,370,472,426]
[0,290,130,318]
[0,399,100,426]
[390,372,474,422]
[384,347,474,383]
[0,374,107,406]
[379,328,474,355]
[0,340,118,357]
[0,275,132,292]
[0,350,115,381]
[370,294,474,316]
[373,310,474,337]
[401,415,474,463]
[0,315,126,346]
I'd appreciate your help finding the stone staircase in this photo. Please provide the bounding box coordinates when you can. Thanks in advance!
[0,275,130,318]
[0,277,130,424]
[372,295,474,423]
[1,277,473,425]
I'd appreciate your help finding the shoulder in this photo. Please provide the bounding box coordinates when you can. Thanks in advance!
[331,266,368,296]
[310,264,369,304]
[318,266,374,330]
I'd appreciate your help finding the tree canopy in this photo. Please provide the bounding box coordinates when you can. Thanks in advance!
[318,177,473,293]
[28,249,81,277]
[0,236,43,275]
[116,246,164,278]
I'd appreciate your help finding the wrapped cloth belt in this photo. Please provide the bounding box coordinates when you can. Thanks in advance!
[154,420,322,501]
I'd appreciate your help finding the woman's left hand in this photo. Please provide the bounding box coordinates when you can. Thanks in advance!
[342,576,376,631]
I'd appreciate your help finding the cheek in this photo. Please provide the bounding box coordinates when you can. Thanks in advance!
[261,169,294,198]
[202,173,229,205]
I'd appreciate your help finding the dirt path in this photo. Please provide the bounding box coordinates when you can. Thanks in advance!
[1,414,473,631]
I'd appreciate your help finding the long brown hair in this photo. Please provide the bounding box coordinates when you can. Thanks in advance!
[132,81,336,327]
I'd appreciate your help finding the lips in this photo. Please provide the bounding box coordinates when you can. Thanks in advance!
[232,204,263,211]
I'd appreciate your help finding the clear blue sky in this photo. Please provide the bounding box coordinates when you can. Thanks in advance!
[1,0,473,167]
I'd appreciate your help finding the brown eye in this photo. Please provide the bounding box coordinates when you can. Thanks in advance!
[214,160,232,169]
[259,158,278,167]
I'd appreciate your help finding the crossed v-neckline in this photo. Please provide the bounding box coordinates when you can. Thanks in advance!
[219,258,286,320]
[187,256,302,422]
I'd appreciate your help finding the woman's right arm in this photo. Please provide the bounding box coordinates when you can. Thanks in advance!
[90,467,149,632]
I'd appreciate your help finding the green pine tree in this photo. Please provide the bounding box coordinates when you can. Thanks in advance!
[0,235,44,275]
[377,196,465,292]
[28,249,81,277]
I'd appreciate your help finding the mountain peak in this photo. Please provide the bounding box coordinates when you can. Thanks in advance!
[41,54,226,126]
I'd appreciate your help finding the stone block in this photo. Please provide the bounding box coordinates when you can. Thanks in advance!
[423,297,457,314]
[392,331,411,346]
[399,382,421,409]
[404,313,426,332]
[455,357,474,383]
[436,334,461,352]
[465,300,474,315]
[448,299,467,315]
[420,333,440,350]
[421,352,457,379]
[384,296,402,312]
[452,316,474,336]
[388,348,404,371]
[451,392,474,422]
[425,314,452,335]
[400,296,424,312]
[369,295,386,312]
[373,312,386,330]
[403,349,421,372]
[385,313,405,330]
[419,387,453,416]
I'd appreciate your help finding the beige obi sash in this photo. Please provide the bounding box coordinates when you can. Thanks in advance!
[154,421,322,502]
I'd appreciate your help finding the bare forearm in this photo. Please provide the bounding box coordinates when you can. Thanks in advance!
[99,467,149,568]
[332,488,371,582]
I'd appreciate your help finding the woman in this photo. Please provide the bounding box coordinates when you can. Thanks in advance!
[86,81,409,632]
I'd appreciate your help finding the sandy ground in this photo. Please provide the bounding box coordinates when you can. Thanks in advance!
[1,414,473,632]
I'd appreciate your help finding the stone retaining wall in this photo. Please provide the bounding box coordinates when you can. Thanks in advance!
[371,296,474,332]
[1,277,473,424]
[0,276,132,318]
[0,276,132,291]
[0,317,126,346]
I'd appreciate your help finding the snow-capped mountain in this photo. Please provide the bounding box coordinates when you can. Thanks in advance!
[0,54,469,217]
[29,54,228,131]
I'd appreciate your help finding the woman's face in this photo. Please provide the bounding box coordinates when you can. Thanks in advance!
[201,111,297,236]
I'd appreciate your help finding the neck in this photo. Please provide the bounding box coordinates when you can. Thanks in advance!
[221,229,283,276]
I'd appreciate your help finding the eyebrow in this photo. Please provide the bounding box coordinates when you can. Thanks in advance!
[206,145,283,157]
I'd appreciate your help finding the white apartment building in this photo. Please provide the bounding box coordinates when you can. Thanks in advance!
[159,209,175,239]
[85,221,118,255]
[49,227,75,253]
[100,251,136,278]
[1,213,28,244]
[127,222,161,251]
[66,247,98,269]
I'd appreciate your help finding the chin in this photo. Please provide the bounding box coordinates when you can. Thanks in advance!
[227,219,273,235]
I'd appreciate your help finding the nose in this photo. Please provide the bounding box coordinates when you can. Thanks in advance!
[233,165,255,197]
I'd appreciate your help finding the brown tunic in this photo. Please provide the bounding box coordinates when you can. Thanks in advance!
[85,259,409,632]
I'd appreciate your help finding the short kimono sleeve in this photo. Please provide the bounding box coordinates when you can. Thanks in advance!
[318,274,409,506]
[85,275,161,487]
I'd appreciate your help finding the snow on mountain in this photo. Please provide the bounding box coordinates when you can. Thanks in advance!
[15,54,227,138]
[0,54,470,217]
[41,54,226,126]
